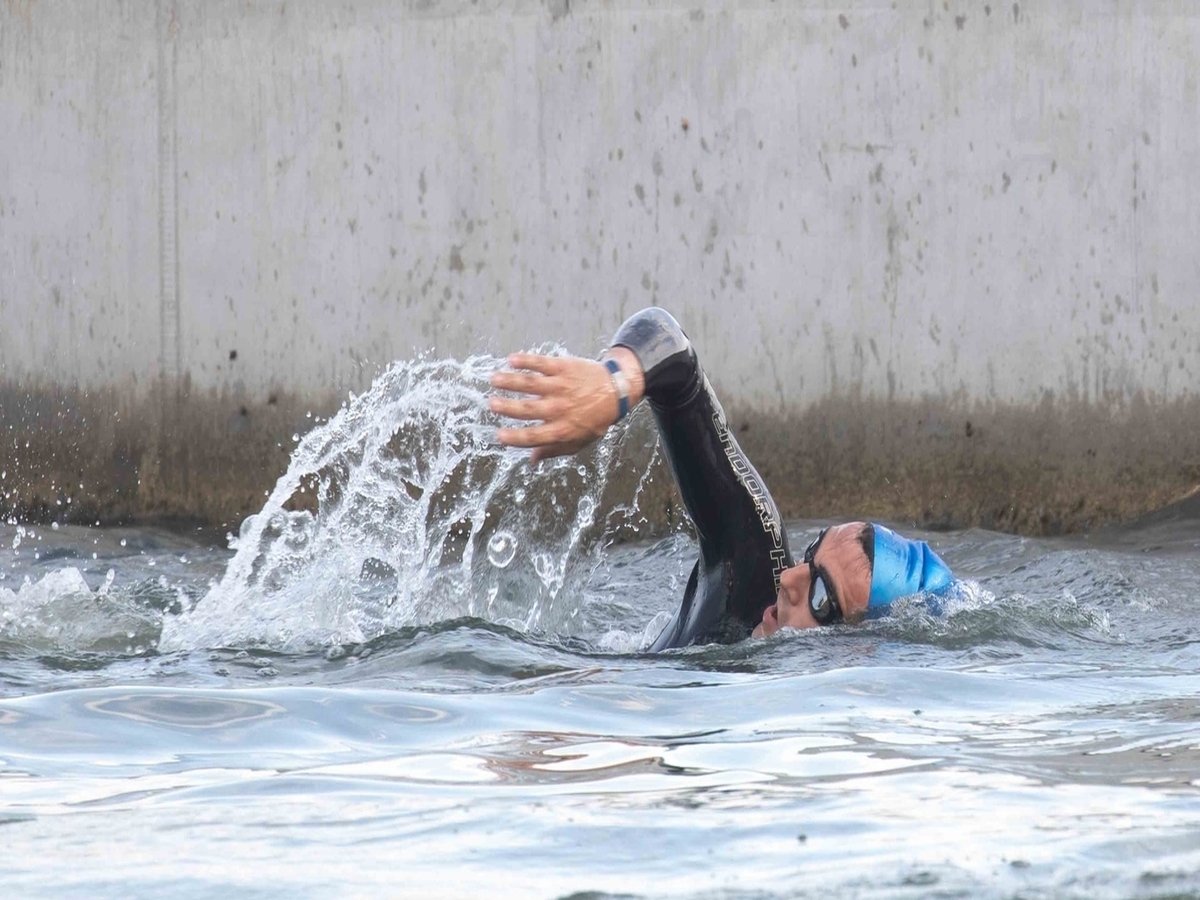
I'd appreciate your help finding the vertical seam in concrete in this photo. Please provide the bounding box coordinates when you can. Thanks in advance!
[157,0,180,389]
[156,0,183,503]
[1132,12,1143,393]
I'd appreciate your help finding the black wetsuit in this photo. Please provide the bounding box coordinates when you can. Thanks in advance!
[612,308,795,650]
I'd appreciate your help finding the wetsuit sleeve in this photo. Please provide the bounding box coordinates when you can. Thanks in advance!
[611,308,794,649]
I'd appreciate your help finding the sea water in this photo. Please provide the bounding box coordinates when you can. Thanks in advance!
[1,355,1198,899]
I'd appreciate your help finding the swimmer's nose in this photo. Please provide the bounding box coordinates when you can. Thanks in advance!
[777,566,806,609]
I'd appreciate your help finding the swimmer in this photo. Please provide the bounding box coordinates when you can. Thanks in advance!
[489,307,954,649]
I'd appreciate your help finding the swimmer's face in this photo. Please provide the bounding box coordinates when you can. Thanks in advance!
[752,522,874,637]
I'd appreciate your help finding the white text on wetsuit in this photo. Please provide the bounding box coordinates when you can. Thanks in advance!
[712,406,788,591]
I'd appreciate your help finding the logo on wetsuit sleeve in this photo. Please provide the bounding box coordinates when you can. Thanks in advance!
[707,378,788,590]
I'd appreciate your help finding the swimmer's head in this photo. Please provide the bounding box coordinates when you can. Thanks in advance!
[752,522,953,637]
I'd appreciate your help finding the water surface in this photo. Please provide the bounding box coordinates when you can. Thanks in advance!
[1,356,1198,899]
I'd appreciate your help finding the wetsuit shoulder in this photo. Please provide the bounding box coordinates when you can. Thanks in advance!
[611,307,699,409]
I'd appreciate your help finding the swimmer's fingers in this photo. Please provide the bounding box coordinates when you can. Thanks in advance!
[488,395,557,421]
[489,370,552,397]
[504,353,568,376]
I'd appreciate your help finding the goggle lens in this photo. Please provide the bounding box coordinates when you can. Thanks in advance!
[809,574,836,621]
[804,529,843,626]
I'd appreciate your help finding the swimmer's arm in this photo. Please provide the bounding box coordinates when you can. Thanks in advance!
[489,347,646,463]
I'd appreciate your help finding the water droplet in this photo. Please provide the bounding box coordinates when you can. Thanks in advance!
[577,465,587,476]
[10,533,19,550]
[533,552,557,585]
[578,496,596,522]
[119,538,127,547]
[513,487,526,503]
[487,531,518,568]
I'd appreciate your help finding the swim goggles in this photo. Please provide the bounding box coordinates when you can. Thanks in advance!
[804,529,843,626]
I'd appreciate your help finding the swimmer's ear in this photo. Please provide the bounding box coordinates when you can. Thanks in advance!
[857,523,876,570]
[842,523,876,624]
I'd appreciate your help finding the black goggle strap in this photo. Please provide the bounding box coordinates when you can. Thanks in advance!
[802,528,828,566]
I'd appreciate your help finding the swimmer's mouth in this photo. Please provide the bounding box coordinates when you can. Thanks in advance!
[755,579,798,636]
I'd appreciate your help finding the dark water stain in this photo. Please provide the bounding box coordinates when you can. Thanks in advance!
[615,393,1200,538]
[2,382,1195,539]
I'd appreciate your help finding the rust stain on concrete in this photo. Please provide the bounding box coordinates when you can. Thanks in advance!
[3,0,36,27]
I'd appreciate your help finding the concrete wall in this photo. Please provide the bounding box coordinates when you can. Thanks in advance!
[1,0,1199,533]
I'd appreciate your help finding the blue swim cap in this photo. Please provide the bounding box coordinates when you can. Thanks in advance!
[868,524,954,610]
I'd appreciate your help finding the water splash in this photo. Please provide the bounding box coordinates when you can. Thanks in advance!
[865,579,1117,650]
[159,353,655,653]
[0,568,161,656]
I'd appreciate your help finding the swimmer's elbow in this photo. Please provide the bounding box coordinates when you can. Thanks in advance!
[611,307,699,407]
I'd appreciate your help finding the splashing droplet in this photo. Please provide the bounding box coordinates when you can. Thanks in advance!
[487,531,518,569]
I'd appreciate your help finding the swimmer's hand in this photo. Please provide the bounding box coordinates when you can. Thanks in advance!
[489,348,645,463]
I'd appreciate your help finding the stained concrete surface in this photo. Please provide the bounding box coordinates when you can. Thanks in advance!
[2,382,1196,537]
